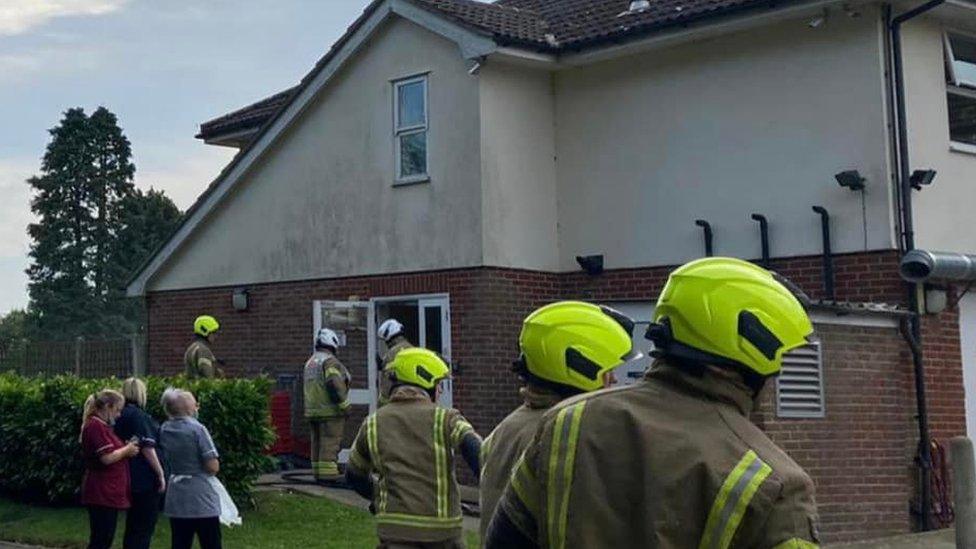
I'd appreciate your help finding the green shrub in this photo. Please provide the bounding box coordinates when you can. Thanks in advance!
[0,373,276,505]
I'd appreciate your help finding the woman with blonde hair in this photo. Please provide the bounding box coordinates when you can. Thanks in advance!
[80,389,139,549]
[114,378,166,549]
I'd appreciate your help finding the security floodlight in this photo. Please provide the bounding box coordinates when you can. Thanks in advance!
[834,170,866,191]
[629,0,651,11]
[575,255,604,276]
[232,288,249,311]
[910,169,937,190]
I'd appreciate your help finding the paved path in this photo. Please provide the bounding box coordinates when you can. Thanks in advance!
[0,543,50,549]
[826,529,955,548]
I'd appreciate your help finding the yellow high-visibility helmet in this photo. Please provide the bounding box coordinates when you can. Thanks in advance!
[193,315,220,337]
[516,301,640,393]
[388,347,450,391]
[648,257,813,377]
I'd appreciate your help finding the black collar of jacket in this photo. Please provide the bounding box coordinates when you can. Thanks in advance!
[645,360,755,417]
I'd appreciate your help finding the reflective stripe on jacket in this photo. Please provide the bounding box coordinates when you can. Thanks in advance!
[493,360,821,549]
[347,385,478,542]
[303,351,351,418]
[479,385,563,539]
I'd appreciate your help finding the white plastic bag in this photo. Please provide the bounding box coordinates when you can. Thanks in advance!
[207,475,242,527]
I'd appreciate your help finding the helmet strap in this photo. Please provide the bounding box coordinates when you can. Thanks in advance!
[646,319,768,396]
[511,355,585,398]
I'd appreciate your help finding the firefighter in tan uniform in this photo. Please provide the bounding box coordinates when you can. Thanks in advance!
[345,347,481,549]
[486,257,821,549]
[304,328,351,480]
[479,301,638,539]
[184,315,221,378]
[377,319,413,408]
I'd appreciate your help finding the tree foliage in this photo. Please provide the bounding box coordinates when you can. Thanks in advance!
[26,107,181,338]
[0,310,28,371]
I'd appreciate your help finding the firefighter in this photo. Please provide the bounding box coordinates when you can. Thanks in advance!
[486,257,821,549]
[303,328,351,481]
[478,301,638,539]
[184,315,221,379]
[377,319,413,407]
[345,347,481,549]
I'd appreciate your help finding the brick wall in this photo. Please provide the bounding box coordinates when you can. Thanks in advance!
[754,323,916,542]
[144,249,966,542]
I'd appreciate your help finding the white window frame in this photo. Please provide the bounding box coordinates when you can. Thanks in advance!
[944,31,976,152]
[393,74,429,185]
[775,340,826,419]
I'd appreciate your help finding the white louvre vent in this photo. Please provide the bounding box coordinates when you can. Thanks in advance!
[776,341,825,418]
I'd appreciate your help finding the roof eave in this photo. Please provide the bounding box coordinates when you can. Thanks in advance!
[126,0,501,297]
[559,0,861,67]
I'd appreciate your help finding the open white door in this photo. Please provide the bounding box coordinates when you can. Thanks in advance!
[312,300,376,463]
[418,296,452,408]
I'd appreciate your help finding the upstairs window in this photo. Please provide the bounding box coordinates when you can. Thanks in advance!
[944,33,976,149]
[394,75,428,182]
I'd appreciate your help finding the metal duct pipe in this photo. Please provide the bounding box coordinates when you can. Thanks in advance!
[900,250,976,283]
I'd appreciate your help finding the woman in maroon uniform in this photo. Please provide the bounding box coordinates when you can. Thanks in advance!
[79,389,139,549]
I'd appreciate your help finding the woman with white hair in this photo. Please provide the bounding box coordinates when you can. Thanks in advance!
[158,388,223,549]
[114,378,166,549]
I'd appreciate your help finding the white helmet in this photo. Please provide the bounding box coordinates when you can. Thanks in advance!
[315,328,341,350]
[377,319,404,342]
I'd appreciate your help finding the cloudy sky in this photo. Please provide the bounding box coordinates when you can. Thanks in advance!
[0,0,369,315]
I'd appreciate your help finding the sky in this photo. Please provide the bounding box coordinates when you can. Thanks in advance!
[0,0,371,315]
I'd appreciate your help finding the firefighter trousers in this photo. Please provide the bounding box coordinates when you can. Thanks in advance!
[310,416,345,479]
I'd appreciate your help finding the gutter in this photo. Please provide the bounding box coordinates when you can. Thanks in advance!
[887,0,945,532]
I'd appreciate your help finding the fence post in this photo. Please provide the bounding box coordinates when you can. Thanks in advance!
[953,436,976,549]
[131,335,146,376]
[74,337,83,376]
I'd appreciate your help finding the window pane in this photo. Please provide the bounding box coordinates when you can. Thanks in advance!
[397,81,425,128]
[949,92,976,146]
[949,35,976,87]
[399,131,427,177]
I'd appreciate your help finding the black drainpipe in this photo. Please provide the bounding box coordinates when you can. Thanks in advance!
[889,0,944,532]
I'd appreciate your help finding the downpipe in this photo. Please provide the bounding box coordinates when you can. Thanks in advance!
[889,0,945,532]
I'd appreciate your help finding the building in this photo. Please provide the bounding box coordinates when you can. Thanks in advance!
[127,0,976,542]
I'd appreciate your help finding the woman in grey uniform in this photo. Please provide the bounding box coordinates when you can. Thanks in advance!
[159,388,222,549]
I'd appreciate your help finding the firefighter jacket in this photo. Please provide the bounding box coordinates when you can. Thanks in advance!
[184,337,218,379]
[488,360,821,549]
[379,336,413,406]
[347,385,478,542]
[479,384,563,539]
[303,350,351,419]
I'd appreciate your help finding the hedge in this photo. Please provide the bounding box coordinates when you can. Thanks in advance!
[0,373,276,506]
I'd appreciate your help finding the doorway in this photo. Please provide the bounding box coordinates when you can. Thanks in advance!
[312,294,452,412]
[374,294,452,408]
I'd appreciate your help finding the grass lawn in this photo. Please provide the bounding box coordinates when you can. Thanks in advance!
[0,491,479,548]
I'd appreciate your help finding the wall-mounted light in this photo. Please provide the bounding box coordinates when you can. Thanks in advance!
[232,288,249,311]
[575,255,604,276]
[807,8,828,28]
[834,170,866,191]
[910,169,937,190]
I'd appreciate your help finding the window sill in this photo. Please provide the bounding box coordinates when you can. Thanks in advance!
[393,175,430,187]
[950,141,976,156]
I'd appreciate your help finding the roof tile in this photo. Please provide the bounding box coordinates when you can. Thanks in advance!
[197,0,788,142]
